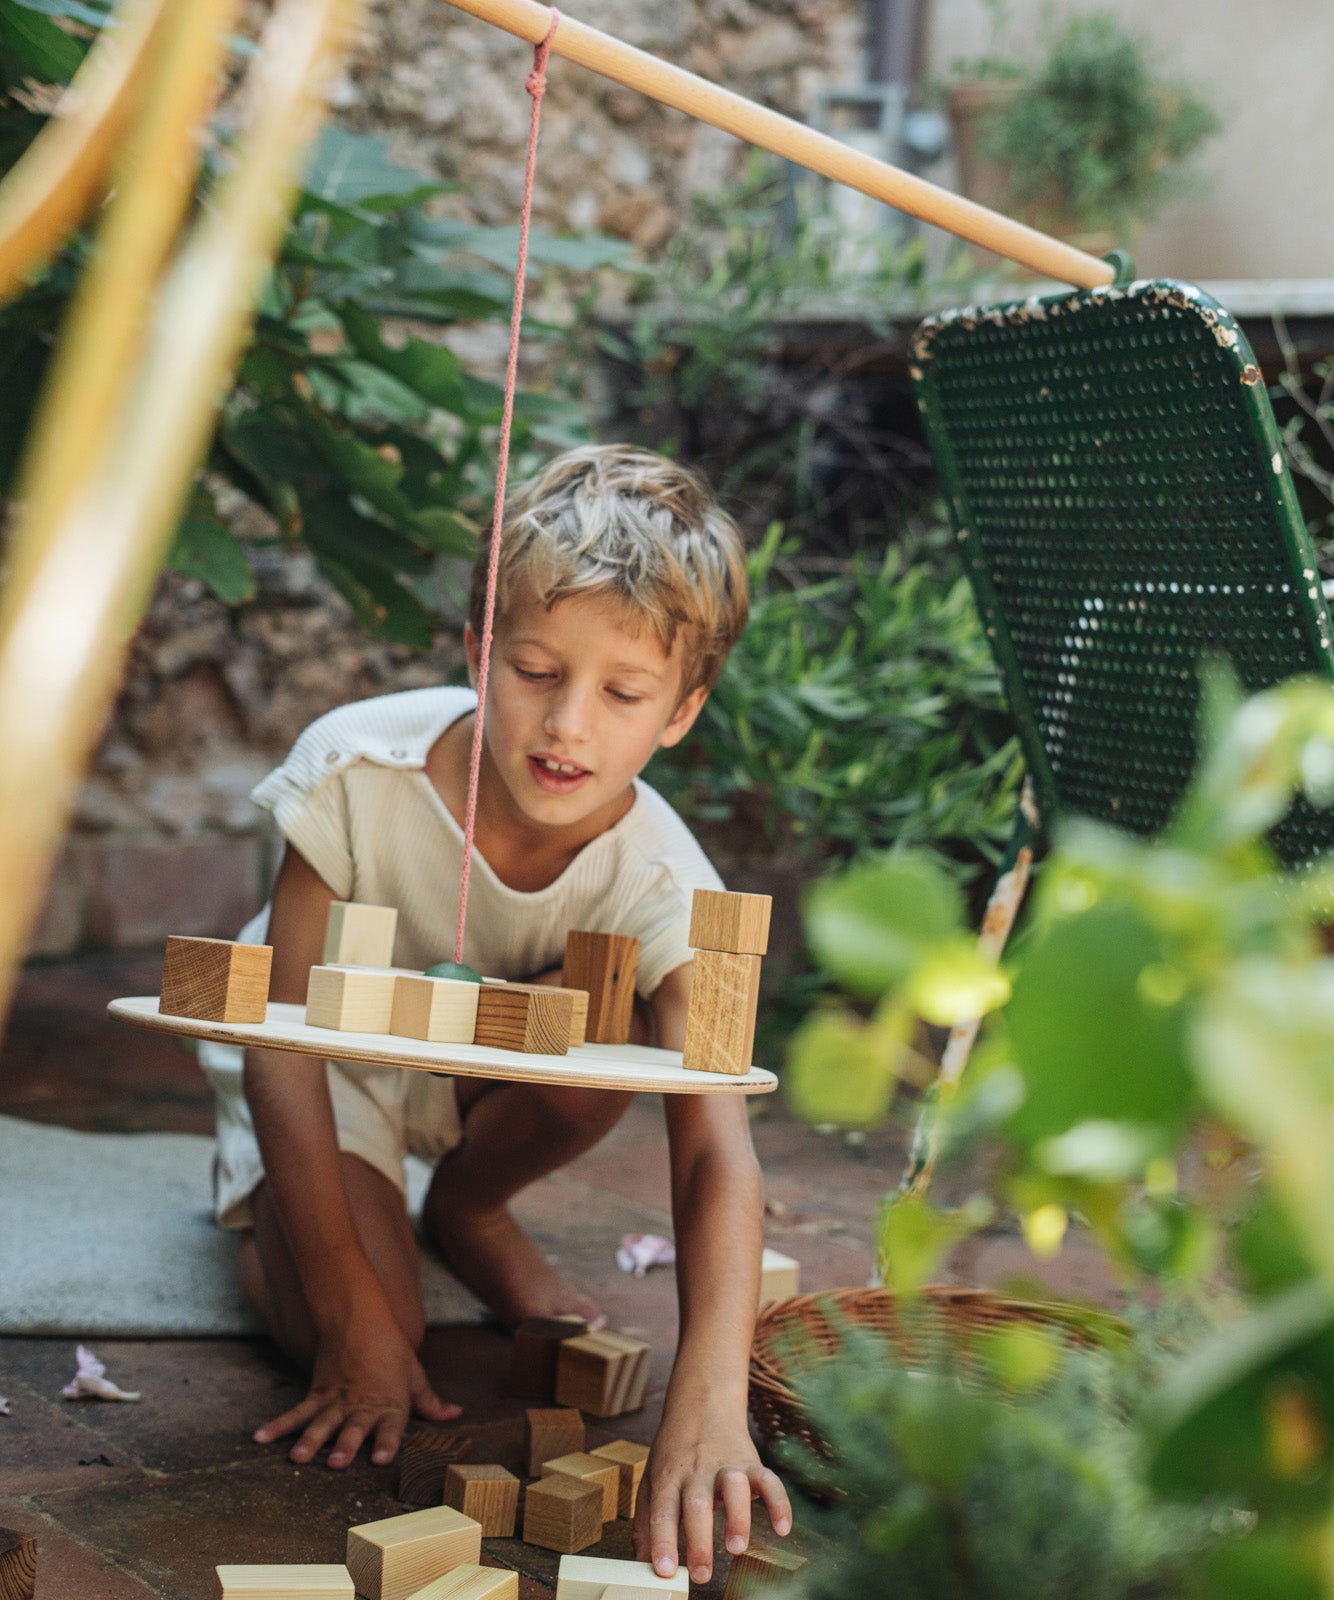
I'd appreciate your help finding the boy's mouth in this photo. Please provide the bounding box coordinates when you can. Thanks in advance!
[527,753,592,794]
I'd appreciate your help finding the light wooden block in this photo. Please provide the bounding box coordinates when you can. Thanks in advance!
[0,1530,35,1600]
[403,1566,517,1600]
[160,936,272,1024]
[391,975,480,1044]
[561,931,640,1045]
[324,900,398,967]
[553,1555,688,1600]
[474,986,572,1055]
[601,1588,673,1600]
[590,1440,650,1519]
[215,1568,352,1600]
[689,890,772,956]
[539,1452,620,1523]
[306,965,402,1033]
[520,1475,602,1555]
[508,1317,588,1401]
[759,1248,800,1309]
[346,1506,481,1600]
[681,950,761,1076]
[555,1332,650,1419]
[498,983,589,1048]
[525,1407,585,1476]
[443,1465,519,1538]
[722,1545,808,1598]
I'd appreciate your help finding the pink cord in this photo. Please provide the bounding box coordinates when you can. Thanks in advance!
[454,8,560,966]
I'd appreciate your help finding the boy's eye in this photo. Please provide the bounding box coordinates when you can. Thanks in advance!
[608,688,643,705]
[515,667,555,682]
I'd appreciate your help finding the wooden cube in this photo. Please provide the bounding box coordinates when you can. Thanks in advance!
[0,1530,35,1600]
[306,965,405,1033]
[561,931,640,1045]
[681,950,761,1076]
[391,975,480,1044]
[525,1407,585,1476]
[554,1555,688,1600]
[215,1569,352,1600]
[346,1506,481,1600]
[759,1248,800,1308]
[508,1317,587,1401]
[520,1475,602,1555]
[474,986,572,1055]
[160,936,272,1025]
[590,1440,650,1519]
[722,1545,808,1598]
[443,1465,519,1538]
[497,984,589,1048]
[689,890,772,957]
[403,1567,517,1600]
[601,1589,674,1600]
[555,1332,650,1419]
[324,900,398,967]
[398,1429,473,1508]
[539,1452,620,1523]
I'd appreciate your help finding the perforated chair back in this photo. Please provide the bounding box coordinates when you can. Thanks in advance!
[910,278,1334,866]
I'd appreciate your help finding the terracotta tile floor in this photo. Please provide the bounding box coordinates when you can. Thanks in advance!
[0,953,1117,1599]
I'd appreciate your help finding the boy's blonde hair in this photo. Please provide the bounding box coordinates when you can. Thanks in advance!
[469,444,748,697]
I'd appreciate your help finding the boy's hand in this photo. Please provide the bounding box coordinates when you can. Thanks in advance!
[254,1307,459,1469]
[634,1406,791,1584]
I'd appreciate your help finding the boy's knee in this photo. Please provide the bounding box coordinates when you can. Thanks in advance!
[533,1084,633,1140]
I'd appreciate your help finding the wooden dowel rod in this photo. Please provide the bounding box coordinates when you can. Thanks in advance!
[437,0,1115,289]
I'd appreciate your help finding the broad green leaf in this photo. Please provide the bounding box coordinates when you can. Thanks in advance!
[339,304,466,411]
[301,124,451,213]
[903,937,1009,1026]
[785,1005,904,1129]
[1187,1529,1322,1600]
[0,0,84,80]
[311,549,435,648]
[977,1323,1061,1393]
[11,0,109,26]
[878,1193,992,1296]
[805,853,966,999]
[1037,1120,1167,1183]
[167,515,255,605]
[1234,1189,1319,1301]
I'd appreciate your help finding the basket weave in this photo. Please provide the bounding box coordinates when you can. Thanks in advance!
[749,1285,1113,1458]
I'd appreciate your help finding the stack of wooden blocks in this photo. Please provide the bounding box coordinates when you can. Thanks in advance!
[681,890,771,1075]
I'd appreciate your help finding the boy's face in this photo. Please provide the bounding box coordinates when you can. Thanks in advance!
[465,580,708,834]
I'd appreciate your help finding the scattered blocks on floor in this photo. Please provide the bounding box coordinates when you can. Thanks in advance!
[681,949,761,1076]
[539,1452,620,1523]
[722,1546,808,1598]
[474,985,572,1055]
[346,1506,481,1600]
[305,965,403,1033]
[561,931,640,1045]
[398,1429,473,1508]
[324,900,399,967]
[758,1247,800,1308]
[160,936,272,1025]
[0,1529,36,1600]
[590,1440,650,1519]
[555,1331,650,1418]
[553,1555,688,1600]
[402,1566,517,1600]
[443,1465,519,1538]
[390,974,480,1044]
[520,1474,603,1555]
[508,1316,588,1401]
[688,890,771,957]
[525,1407,585,1476]
[214,1568,352,1600]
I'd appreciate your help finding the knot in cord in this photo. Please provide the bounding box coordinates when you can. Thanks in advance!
[526,9,559,101]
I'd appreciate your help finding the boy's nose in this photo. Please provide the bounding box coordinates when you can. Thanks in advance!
[543,686,593,745]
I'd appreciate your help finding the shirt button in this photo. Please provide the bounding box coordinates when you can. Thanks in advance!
[391,748,406,759]
[325,751,340,764]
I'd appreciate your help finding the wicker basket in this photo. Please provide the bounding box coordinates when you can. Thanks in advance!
[749,1284,1117,1459]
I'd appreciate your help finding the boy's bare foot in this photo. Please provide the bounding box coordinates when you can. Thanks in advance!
[429,1202,605,1331]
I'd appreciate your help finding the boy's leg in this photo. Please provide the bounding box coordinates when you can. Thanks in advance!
[238,1152,425,1367]
[422,1081,633,1328]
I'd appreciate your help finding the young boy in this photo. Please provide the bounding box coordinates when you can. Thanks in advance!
[199,444,791,1584]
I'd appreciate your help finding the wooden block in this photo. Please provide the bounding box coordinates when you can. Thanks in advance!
[681,950,761,1076]
[601,1588,673,1600]
[553,1555,688,1600]
[561,931,640,1045]
[443,1465,519,1538]
[0,1530,35,1600]
[403,1566,517,1600]
[758,1248,800,1309]
[689,890,772,956]
[722,1546,807,1598]
[215,1568,352,1600]
[398,1430,473,1508]
[306,965,401,1032]
[525,1407,585,1476]
[346,1506,481,1600]
[555,1332,650,1419]
[474,986,572,1055]
[391,975,480,1044]
[508,1317,588,1401]
[590,1440,650,1519]
[324,900,398,967]
[498,984,589,1048]
[160,936,272,1024]
[520,1475,602,1555]
[539,1452,620,1523]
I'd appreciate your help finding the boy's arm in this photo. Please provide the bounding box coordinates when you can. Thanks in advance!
[636,962,792,1585]
[242,846,456,1467]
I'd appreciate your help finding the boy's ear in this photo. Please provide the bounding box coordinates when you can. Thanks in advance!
[659,684,709,750]
[463,623,481,688]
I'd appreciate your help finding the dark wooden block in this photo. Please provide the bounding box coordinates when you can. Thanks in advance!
[525,1407,585,1476]
[0,1529,35,1600]
[508,1316,588,1401]
[398,1429,473,1508]
[722,1545,808,1598]
[160,935,272,1024]
[561,931,640,1045]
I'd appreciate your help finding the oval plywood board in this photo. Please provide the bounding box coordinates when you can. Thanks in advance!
[108,998,778,1095]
